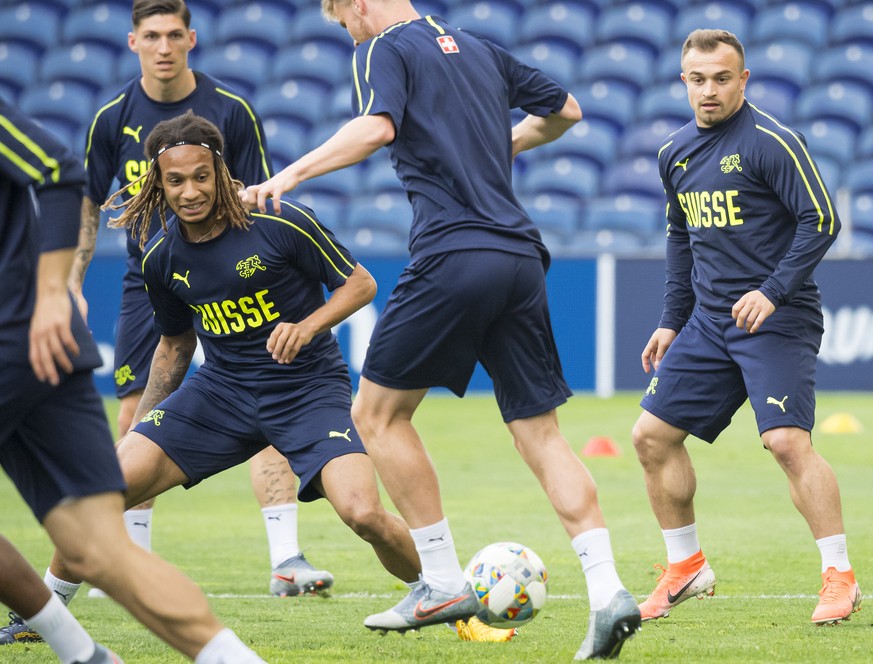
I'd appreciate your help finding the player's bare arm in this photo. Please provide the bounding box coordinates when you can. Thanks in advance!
[732,290,776,334]
[67,197,101,320]
[511,93,582,158]
[641,327,678,374]
[131,329,197,426]
[30,249,79,386]
[241,114,395,214]
[268,263,377,364]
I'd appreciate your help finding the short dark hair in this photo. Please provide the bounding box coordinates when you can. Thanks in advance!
[132,0,191,29]
[681,29,745,70]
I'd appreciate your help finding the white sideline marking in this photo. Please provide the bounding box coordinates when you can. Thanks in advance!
[203,592,819,600]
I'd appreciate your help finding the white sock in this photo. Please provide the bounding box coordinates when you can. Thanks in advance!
[261,503,299,568]
[572,528,624,611]
[409,518,466,594]
[816,534,851,573]
[43,569,82,607]
[24,593,94,664]
[194,628,266,664]
[662,523,700,564]
[124,508,153,552]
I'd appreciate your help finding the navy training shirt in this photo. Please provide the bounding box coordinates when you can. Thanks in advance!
[141,199,356,382]
[84,72,271,277]
[657,101,839,329]
[0,99,101,369]
[352,16,568,264]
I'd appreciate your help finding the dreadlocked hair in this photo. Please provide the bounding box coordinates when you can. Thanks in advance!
[104,111,251,249]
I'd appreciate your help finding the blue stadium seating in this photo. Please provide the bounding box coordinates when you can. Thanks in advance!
[564,228,648,256]
[0,81,17,105]
[289,6,353,54]
[829,4,873,46]
[448,2,518,48]
[291,192,348,233]
[189,9,216,48]
[346,192,413,236]
[517,3,594,54]
[272,42,351,91]
[535,118,619,171]
[672,3,751,45]
[519,156,600,199]
[262,117,307,172]
[751,3,830,49]
[0,42,39,96]
[19,81,95,141]
[569,79,638,131]
[594,3,673,57]
[744,40,814,95]
[794,120,857,166]
[813,44,873,92]
[858,126,873,159]
[116,54,142,84]
[794,81,873,134]
[636,81,692,124]
[361,156,403,195]
[0,2,61,54]
[617,118,684,159]
[577,43,655,92]
[40,43,116,93]
[215,3,293,55]
[842,159,873,194]
[600,156,663,199]
[744,80,797,123]
[196,43,270,97]
[653,49,682,83]
[518,192,582,238]
[62,3,130,53]
[254,79,329,132]
[583,194,663,235]
[512,42,578,85]
[814,155,841,195]
[295,166,360,199]
[848,193,873,238]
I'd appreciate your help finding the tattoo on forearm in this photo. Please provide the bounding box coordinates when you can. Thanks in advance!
[71,201,100,286]
[134,340,195,421]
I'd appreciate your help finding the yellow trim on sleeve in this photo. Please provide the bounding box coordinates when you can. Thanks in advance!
[215,87,272,178]
[657,140,674,159]
[361,20,413,116]
[141,235,167,278]
[0,115,61,184]
[84,92,125,170]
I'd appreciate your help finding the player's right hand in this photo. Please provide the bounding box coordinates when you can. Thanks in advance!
[641,328,677,373]
[29,290,78,385]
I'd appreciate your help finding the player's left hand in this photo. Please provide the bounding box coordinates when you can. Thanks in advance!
[732,290,776,334]
[239,169,302,215]
[267,322,315,364]
[29,291,78,385]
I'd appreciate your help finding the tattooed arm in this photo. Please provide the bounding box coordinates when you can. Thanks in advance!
[67,197,101,320]
[129,329,197,428]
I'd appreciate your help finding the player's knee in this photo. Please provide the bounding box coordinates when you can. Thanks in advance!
[337,499,384,541]
[763,428,811,468]
[56,540,117,585]
[632,419,659,463]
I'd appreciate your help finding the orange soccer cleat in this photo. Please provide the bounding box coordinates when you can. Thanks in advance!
[811,567,862,625]
[638,550,716,621]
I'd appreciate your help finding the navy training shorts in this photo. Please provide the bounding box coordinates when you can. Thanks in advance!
[640,305,823,443]
[362,249,572,423]
[0,368,125,522]
[133,365,365,502]
[114,272,160,399]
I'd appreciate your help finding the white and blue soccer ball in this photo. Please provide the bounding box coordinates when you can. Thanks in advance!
[463,541,548,627]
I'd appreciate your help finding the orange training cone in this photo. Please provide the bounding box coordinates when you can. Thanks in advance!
[582,436,622,457]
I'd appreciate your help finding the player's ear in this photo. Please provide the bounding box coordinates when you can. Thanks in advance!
[128,32,137,53]
[188,28,197,51]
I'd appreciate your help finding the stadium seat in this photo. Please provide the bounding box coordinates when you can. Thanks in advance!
[569,79,638,131]
[346,192,413,239]
[341,226,409,257]
[617,118,684,159]
[830,4,873,46]
[262,117,307,172]
[215,3,293,56]
[600,156,663,199]
[189,9,216,48]
[842,158,873,194]
[254,79,329,132]
[519,156,600,199]
[535,118,619,171]
[518,193,582,238]
[750,3,830,49]
[858,126,873,159]
[0,2,61,54]
[813,155,841,195]
[636,81,692,124]
[39,43,116,93]
[62,3,130,53]
[563,228,648,256]
[116,54,142,84]
[416,0,450,17]
[19,81,95,140]
[307,119,348,152]
[289,6,353,54]
[326,84,354,120]
[272,42,351,91]
[511,42,578,85]
[0,42,39,96]
[594,3,673,57]
[812,44,873,93]
[577,43,655,93]
[448,2,518,49]
[672,3,751,45]
[793,120,857,167]
[517,3,594,55]
[361,157,403,195]
[744,80,797,123]
[291,192,348,233]
[196,43,270,97]
[848,193,873,244]
[0,81,17,105]
[583,194,663,235]
[654,49,682,83]
[794,81,873,134]
[295,165,360,199]
[744,40,814,95]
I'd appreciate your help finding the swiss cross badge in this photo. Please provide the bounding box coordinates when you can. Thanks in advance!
[437,35,459,54]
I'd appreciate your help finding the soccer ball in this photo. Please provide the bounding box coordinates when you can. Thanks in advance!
[463,541,548,628]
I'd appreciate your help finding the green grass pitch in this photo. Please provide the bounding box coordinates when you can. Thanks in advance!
[2,393,871,662]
